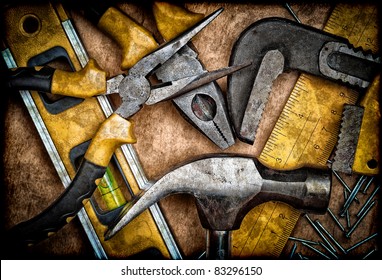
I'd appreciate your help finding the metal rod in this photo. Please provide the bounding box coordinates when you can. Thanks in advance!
[288,236,319,245]
[333,170,360,203]
[327,208,346,232]
[319,241,339,259]
[315,220,347,255]
[305,214,337,253]
[362,248,377,259]
[284,3,302,23]
[346,232,378,253]
[206,230,231,260]
[357,185,380,218]
[340,175,367,217]
[361,177,375,194]
[301,242,331,259]
[289,243,298,259]
[343,189,351,228]
[346,200,376,238]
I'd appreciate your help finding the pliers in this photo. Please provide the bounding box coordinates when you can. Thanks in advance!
[5,7,247,246]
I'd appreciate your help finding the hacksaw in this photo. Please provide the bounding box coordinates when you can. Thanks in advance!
[259,4,379,175]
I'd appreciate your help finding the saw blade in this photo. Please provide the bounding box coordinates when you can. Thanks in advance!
[332,104,364,173]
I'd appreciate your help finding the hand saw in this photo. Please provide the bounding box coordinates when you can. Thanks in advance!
[258,4,379,175]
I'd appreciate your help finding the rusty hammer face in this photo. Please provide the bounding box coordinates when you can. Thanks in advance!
[105,156,331,259]
[227,18,381,144]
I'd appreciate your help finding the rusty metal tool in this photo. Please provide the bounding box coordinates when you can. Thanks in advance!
[105,156,331,259]
[81,3,236,150]
[6,8,248,246]
[227,17,381,145]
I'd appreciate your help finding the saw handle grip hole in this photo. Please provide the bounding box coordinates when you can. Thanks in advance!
[20,14,41,37]
[367,159,378,169]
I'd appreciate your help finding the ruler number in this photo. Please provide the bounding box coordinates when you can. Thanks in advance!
[276,157,282,163]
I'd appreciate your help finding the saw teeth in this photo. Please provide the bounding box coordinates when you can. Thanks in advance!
[332,104,364,174]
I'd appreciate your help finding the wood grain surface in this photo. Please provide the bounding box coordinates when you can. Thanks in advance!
[1,2,380,259]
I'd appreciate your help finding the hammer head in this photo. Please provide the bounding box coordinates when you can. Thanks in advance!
[105,155,331,239]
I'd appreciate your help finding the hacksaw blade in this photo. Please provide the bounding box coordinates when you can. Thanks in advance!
[332,104,364,173]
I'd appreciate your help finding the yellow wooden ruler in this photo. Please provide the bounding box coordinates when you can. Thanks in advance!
[232,201,300,258]
[259,4,378,171]
[231,4,378,258]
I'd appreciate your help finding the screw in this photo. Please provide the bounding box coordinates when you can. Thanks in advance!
[357,185,380,218]
[346,200,376,238]
[332,170,360,203]
[340,175,367,217]
[319,241,339,259]
[305,214,337,253]
[346,232,378,253]
[288,236,319,245]
[327,208,346,232]
[301,242,331,259]
[284,3,302,23]
[315,220,347,255]
[289,242,298,259]
[361,177,375,194]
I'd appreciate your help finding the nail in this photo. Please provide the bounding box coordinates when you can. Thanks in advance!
[346,200,376,238]
[361,177,374,194]
[340,175,367,216]
[198,251,206,259]
[315,220,347,255]
[362,248,377,259]
[333,170,360,203]
[319,241,339,259]
[327,208,346,232]
[289,243,297,259]
[284,3,302,23]
[305,214,337,253]
[289,236,319,245]
[343,189,351,228]
[357,185,380,218]
[346,232,378,253]
[301,242,331,259]
[297,252,309,260]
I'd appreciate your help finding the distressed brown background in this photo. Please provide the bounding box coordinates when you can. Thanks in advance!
[1,2,380,259]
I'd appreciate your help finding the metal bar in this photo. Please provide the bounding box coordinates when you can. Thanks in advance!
[357,185,380,218]
[288,236,319,245]
[315,220,347,254]
[346,232,378,253]
[362,177,375,194]
[305,214,337,253]
[289,243,298,259]
[346,200,376,238]
[327,208,346,232]
[284,3,302,23]
[333,170,360,203]
[301,242,331,259]
[340,175,367,216]
[319,241,339,259]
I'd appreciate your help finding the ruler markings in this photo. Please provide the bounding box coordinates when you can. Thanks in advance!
[251,203,278,255]
[283,112,312,168]
[237,204,266,256]
[296,117,321,164]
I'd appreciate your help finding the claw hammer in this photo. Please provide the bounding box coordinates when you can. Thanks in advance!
[106,156,331,259]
